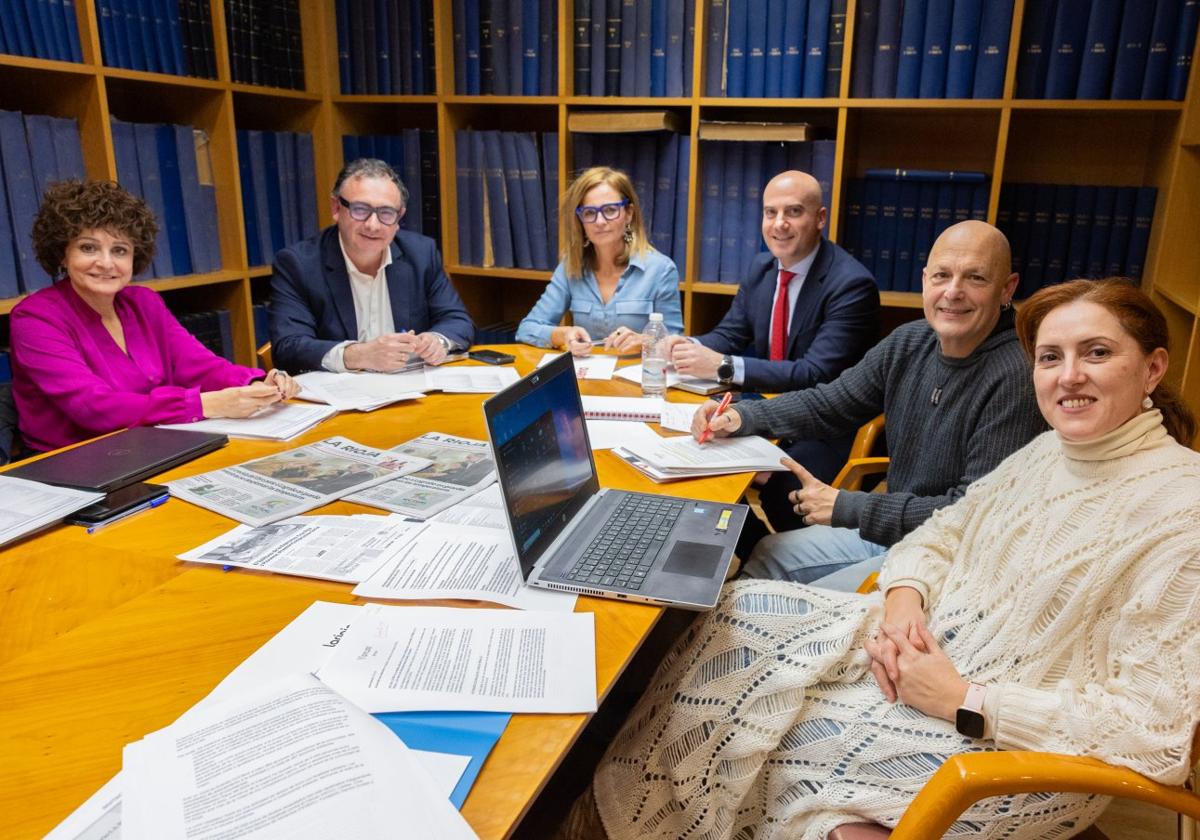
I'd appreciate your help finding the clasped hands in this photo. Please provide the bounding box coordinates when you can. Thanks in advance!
[200,368,299,419]
[344,331,449,371]
[864,586,969,723]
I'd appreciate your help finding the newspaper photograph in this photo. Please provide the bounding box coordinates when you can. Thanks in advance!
[179,514,420,583]
[167,436,432,526]
[348,432,496,519]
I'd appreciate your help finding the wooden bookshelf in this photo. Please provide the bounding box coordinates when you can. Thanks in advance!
[0,0,1197,444]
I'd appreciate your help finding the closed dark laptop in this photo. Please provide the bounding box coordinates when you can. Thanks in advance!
[7,427,227,492]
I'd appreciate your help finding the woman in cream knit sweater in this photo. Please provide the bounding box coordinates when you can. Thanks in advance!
[566,279,1200,840]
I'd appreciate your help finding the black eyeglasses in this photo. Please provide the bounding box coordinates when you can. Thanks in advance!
[336,195,403,226]
[575,199,629,223]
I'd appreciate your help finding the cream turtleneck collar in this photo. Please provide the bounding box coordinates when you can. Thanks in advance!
[1058,408,1170,462]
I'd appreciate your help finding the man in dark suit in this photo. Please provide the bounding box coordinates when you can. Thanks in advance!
[270,158,474,374]
[665,170,879,541]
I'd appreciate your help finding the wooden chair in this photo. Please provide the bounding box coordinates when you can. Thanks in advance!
[256,341,273,371]
[831,414,889,493]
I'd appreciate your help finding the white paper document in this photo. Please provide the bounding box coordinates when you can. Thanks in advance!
[659,402,700,434]
[536,352,618,380]
[616,363,724,395]
[295,369,427,412]
[120,674,476,840]
[167,437,431,526]
[353,521,576,611]
[585,419,664,452]
[429,484,508,529]
[426,366,520,393]
[0,476,103,548]
[157,402,338,440]
[179,514,419,583]
[626,433,790,472]
[349,432,497,519]
[43,773,122,840]
[318,604,597,713]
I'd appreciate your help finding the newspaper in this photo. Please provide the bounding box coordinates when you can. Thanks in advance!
[167,436,432,526]
[179,514,419,583]
[348,432,496,519]
[0,476,104,548]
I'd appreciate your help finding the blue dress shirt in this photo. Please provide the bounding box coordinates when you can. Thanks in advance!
[515,249,683,347]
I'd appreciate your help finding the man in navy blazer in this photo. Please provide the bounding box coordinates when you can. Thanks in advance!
[665,170,879,540]
[270,158,474,374]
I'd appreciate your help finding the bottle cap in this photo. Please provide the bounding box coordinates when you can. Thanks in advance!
[649,312,663,321]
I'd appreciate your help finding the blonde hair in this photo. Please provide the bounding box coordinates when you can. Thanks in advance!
[558,166,651,279]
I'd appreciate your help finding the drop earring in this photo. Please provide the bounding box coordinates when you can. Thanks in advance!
[623,224,633,244]
[1142,395,1154,410]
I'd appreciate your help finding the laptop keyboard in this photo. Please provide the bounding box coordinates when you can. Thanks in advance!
[562,495,685,590]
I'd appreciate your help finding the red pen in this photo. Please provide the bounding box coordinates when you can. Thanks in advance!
[698,391,734,445]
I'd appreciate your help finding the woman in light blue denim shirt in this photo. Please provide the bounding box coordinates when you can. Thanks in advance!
[516,167,683,355]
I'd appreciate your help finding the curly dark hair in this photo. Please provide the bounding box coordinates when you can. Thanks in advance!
[32,180,159,278]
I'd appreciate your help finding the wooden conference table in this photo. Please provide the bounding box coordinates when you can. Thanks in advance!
[0,345,753,839]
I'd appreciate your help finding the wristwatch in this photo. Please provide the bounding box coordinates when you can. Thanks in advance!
[717,354,735,385]
[955,682,987,739]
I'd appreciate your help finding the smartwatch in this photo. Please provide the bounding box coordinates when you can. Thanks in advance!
[717,354,735,385]
[955,682,987,739]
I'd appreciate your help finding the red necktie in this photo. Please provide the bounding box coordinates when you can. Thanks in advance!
[770,269,796,362]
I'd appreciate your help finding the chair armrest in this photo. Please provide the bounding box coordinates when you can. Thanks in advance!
[256,341,273,371]
[854,572,879,595]
[832,457,889,492]
[891,751,1200,839]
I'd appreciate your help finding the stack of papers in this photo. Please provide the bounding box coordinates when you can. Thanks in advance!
[158,402,337,440]
[616,363,725,395]
[0,476,103,548]
[614,434,790,482]
[296,369,427,411]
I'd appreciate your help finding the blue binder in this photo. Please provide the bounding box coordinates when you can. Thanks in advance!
[454,132,473,266]
[682,0,694,95]
[1074,0,1122,99]
[630,133,655,230]
[1085,185,1116,276]
[1168,0,1200,100]
[1065,184,1095,279]
[1141,0,1181,99]
[918,0,952,97]
[893,181,919,293]
[825,1,845,98]
[651,133,679,258]
[872,0,902,97]
[176,124,218,272]
[465,0,482,93]
[618,0,637,96]
[295,132,317,239]
[574,0,591,94]
[1123,186,1157,279]
[912,181,938,290]
[49,116,85,179]
[970,182,988,220]
[706,0,728,94]
[0,110,45,291]
[247,129,279,263]
[851,0,880,97]
[1104,185,1137,275]
[780,0,806,97]
[931,180,954,240]
[672,134,690,276]
[650,0,668,95]
[811,140,835,208]
[482,131,514,267]
[0,153,21,297]
[589,0,605,95]
[633,0,651,96]
[698,142,723,280]
[874,179,900,290]
[542,131,558,260]
[1015,0,1057,98]
[1021,183,1054,293]
[45,0,71,61]
[62,0,83,61]
[803,0,831,97]
[945,0,983,98]
[132,121,172,278]
[840,178,863,257]
[740,142,764,277]
[787,139,812,178]
[515,133,550,269]
[540,0,556,94]
[859,178,883,277]
[1109,0,1157,99]
[764,0,787,97]
[1043,184,1075,286]
[972,0,1013,98]
[895,0,927,98]
[500,133,532,269]
[744,0,768,97]
[236,130,262,267]
[1008,182,1035,276]
[726,0,749,96]
[24,114,59,206]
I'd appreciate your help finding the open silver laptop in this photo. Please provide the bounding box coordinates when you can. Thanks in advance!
[482,353,746,610]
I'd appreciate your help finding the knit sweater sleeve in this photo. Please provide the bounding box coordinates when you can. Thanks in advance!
[988,528,1200,784]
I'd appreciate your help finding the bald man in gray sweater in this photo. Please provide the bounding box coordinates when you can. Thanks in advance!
[692,220,1047,589]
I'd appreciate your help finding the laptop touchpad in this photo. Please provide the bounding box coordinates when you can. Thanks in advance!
[662,541,722,578]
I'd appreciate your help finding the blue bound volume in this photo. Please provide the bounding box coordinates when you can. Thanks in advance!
[1020,183,1054,294]
[972,0,1013,97]
[500,133,533,269]
[667,0,686,96]
[574,0,591,93]
[651,133,679,258]
[698,142,724,280]
[811,140,835,208]
[604,0,621,95]
[740,141,764,276]
[541,0,557,94]
[482,130,514,267]
[706,0,728,95]
[911,181,938,290]
[970,182,989,220]
[1168,0,1200,100]
[931,180,954,240]
[718,143,745,282]
[131,121,172,278]
[1104,185,1137,275]
[295,132,318,239]
[780,0,807,97]
[1043,184,1075,286]
[893,181,919,292]
[840,178,863,257]
[516,132,550,269]
[744,0,769,97]
[542,131,558,259]
[0,110,45,291]
[945,0,983,98]
[1141,0,1181,99]
[858,179,882,277]
[49,116,86,179]
[1085,185,1116,276]
[1015,0,1057,98]
[874,179,900,290]
[825,0,848,95]
[803,0,831,97]
[619,0,637,96]
[1006,183,1033,276]
[895,0,927,98]
[589,0,605,95]
[1065,184,1095,279]
[672,135,690,276]
[0,153,21,298]
[156,123,197,276]
[236,131,262,267]
[1075,0,1123,99]
[918,0,953,97]
[635,0,652,95]
[1109,0,1157,98]
[764,0,788,97]
[24,114,59,208]
[465,0,482,93]
[872,0,903,97]
[851,0,880,97]
[1123,186,1157,278]
[454,131,474,266]
[726,0,749,96]
[651,0,668,95]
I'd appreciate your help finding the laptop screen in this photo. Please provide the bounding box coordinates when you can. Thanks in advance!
[484,353,598,576]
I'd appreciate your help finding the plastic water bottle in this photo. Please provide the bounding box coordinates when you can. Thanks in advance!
[641,312,668,397]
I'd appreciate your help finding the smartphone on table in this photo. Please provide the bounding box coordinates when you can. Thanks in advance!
[66,482,169,527]
[468,349,516,365]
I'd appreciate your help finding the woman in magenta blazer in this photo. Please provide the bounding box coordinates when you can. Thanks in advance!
[11,180,299,452]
